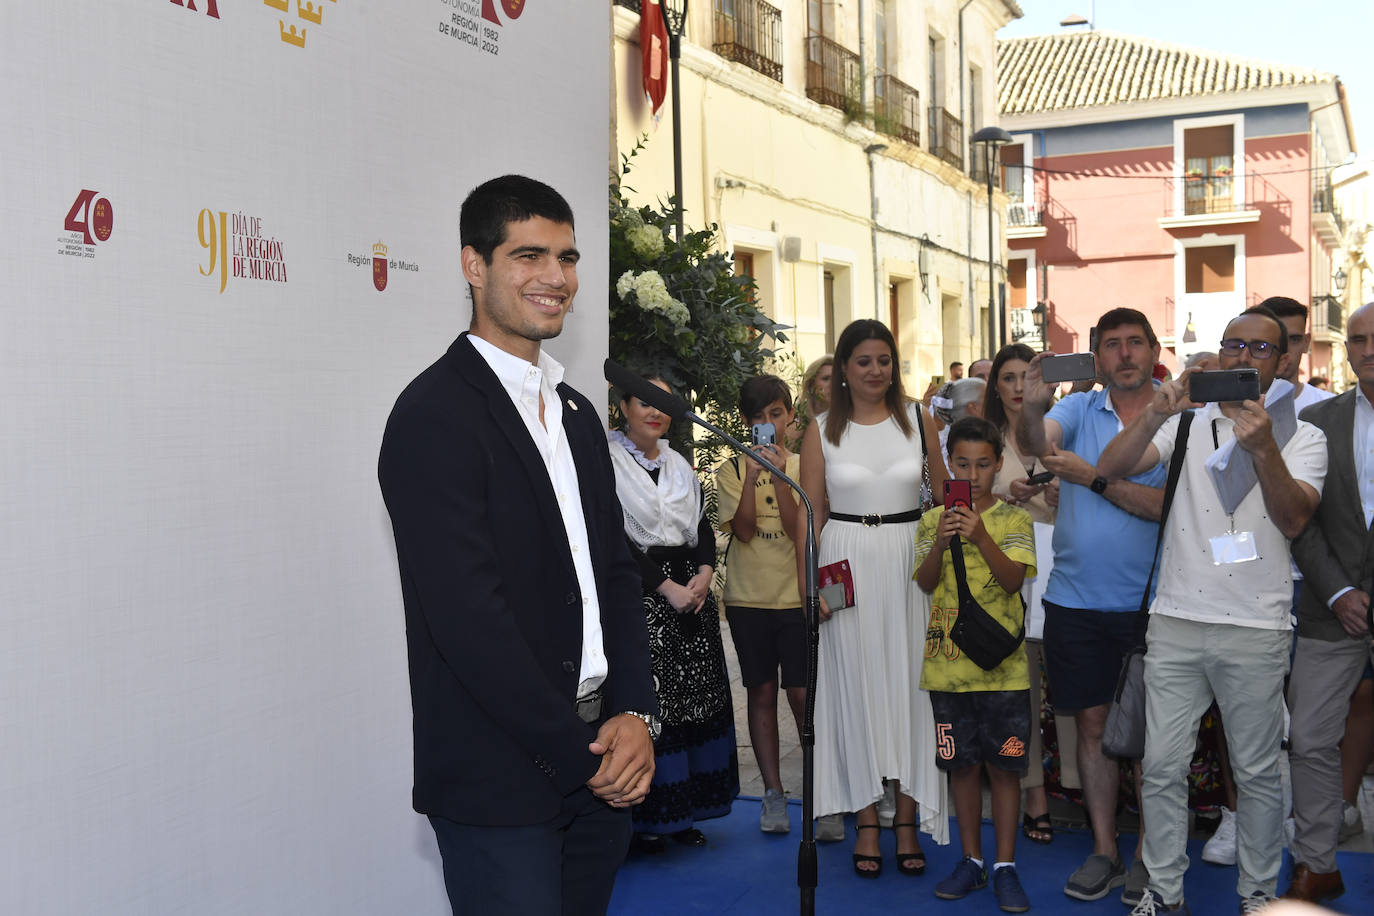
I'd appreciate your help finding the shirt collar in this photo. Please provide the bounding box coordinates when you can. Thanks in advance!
[466,333,565,402]
[1357,385,1372,412]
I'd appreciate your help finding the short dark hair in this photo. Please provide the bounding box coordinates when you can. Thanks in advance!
[946,416,1004,460]
[1258,296,1308,322]
[1230,306,1290,355]
[1094,308,1158,351]
[740,374,793,418]
[949,361,964,370]
[459,175,575,264]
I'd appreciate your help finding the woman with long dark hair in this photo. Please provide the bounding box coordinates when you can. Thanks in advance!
[799,319,949,877]
[609,379,739,853]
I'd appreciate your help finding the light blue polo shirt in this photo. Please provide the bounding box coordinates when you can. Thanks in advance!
[1043,389,1168,612]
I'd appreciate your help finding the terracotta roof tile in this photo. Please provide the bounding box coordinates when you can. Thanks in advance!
[998,30,1334,116]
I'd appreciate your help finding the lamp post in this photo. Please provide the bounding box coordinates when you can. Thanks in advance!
[972,125,1013,352]
[659,0,688,241]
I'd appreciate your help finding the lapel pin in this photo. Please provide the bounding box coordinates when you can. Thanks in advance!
[568,400,578,410]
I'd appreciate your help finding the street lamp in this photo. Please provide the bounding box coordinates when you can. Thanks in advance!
[1335,266,1348,295]
[972,125,1013,352]
[659,0,689,241]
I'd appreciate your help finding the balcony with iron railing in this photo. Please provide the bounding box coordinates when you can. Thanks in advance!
[969,147,1002,190]
[872,73,919,146]
[927,107,963,171]
[804,34,860,113]
[1312,293,1344,339]
[1313,172,1344,247]
[713,0,783,82]
[1159,171,1263,229]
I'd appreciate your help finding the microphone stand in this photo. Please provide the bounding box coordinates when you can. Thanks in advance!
[679,411,821,916]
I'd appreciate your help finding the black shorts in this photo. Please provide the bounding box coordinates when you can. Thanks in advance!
[725,605,807,688]
[930,689,1031,774]
[1042,601,1147,711]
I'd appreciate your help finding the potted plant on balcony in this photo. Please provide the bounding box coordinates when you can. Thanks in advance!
[1185,167,1204,180]
[1214,165,1234,178]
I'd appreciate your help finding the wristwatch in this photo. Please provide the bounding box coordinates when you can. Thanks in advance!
[1090,476,1109,495]
[624,711,662,742]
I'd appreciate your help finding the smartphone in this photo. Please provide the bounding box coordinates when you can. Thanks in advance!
[931,374,944,386]
[1026,470,1055,486]
[751,422,777,446]
[944,478,972,511]
[1189,368,1260,403]
[1041,352,1098,384]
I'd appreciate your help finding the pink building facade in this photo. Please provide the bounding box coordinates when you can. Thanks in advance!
[997,31,1354,378]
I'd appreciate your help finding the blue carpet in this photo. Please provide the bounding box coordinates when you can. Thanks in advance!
[610,797,1372,914]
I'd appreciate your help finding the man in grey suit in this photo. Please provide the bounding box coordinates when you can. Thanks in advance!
[1285,302,1374,903]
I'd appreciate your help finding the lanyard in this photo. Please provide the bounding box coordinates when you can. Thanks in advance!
[1211,418,1237,534]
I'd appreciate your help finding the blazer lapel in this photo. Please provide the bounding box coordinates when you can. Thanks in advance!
[447,336,577,577]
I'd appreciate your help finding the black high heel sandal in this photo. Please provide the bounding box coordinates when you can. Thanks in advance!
[892,822,926,876]
[852,824,883,878]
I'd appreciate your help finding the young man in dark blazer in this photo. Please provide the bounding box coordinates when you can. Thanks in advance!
[379,175,658,915]
[1286,302,1374,903]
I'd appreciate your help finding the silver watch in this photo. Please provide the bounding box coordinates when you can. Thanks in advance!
[624,711,661,741]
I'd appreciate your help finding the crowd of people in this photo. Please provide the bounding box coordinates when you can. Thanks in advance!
[608,304,1374,916]
[381,175,1370,916]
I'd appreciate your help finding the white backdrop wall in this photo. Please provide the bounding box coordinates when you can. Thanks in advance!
[1,3,610,912]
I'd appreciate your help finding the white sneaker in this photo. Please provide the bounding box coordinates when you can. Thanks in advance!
[815,813,845,842]
[1202,807,1237,866]
[877,780,897,828]
[760,789,790,833]
[1339,800,1364,843]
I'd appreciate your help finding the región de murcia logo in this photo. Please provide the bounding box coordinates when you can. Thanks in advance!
[197,210,288,294]
[349,240,419,293]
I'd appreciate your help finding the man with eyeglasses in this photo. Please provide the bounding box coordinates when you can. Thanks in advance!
[1284,302,1374,903]
[1097,306,1328,914]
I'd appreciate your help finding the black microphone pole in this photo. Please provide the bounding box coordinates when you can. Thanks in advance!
[605,361,821,915]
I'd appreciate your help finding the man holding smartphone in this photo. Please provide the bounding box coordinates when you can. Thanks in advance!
[1097,307,1327,914]
[1016,308,1170,905]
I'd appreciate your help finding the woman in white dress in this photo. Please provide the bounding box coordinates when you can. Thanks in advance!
[798,319,950,878]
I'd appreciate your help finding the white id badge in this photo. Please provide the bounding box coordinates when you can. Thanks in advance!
[1209,531,1259,565]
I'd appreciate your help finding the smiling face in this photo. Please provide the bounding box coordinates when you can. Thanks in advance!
[621,379,672,452]
[843,338,894,404]
[461,215,579,360]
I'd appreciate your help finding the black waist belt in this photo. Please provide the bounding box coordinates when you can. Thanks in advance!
[576,689,603,725]
[829,509,922,527]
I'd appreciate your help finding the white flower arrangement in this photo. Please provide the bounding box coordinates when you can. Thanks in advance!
[616,269,690,327]
[626,223,665,259]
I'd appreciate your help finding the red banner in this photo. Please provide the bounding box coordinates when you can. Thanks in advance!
[641,0,668,116]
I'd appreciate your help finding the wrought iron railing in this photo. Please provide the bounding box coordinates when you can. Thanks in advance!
[805,34,860,112]
[928,106,963,170]
[713,0,783,82]
[1162,173,1258,217]
[1007,201,1042,227]
[1313,293,1344,334]
[613,0,641,11]
[1313,172,1345,232]
[873,72,919,146]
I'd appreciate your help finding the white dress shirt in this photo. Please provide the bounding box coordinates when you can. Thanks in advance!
[467,334,608,696]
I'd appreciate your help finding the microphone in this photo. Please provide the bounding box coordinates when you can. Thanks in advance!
[603,359,691,420]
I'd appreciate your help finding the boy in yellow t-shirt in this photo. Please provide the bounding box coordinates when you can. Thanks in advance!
[715,375,805,835]
[915,417,1037,913]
